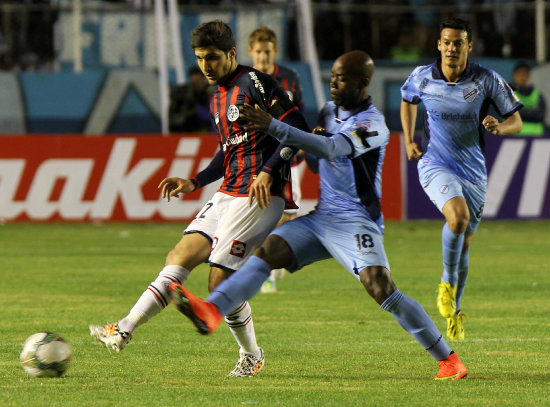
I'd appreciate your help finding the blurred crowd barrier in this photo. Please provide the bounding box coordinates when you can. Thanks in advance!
[2,60,549,134]
[0,1,547,71]
[0,1,548,133]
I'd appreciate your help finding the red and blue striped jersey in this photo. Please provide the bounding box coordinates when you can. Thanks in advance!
[272,64,304,112]
[210,65,299,197]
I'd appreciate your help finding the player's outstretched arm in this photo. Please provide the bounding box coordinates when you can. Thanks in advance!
[240,104,352,159]
[400,99,423,161]
[482,111,523,135]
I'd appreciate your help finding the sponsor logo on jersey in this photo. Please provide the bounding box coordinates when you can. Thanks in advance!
[248,71,265,94]
[212,237,219,251]
[419,78,429,91]
[285,90,294,102]
[463,88,478,102]
[215,112,220,124]
[227,105,239,122]
[222,132,249,151]
[230,240,247,258]
[431,110,475,121]
[441,112,475,121]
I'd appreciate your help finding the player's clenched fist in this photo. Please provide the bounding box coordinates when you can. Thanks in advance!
[482,115,500,134]
[405,141,423,161]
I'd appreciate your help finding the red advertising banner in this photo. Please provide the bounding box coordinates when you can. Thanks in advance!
[0,134,403,222]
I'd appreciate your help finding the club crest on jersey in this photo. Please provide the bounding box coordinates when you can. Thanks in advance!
[230,240,247,258]
[280,147,294,161]
[227,105,240,122]
[463,88,478,103]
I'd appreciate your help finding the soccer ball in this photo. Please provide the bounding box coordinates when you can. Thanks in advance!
[20,332,72,378]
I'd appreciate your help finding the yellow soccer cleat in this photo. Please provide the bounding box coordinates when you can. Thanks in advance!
[446,311,465,341]
[437,282,457,318]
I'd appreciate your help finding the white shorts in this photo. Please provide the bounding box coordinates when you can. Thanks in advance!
[202,192,284,272]
[284,161,305,216]
[184,199,217,244]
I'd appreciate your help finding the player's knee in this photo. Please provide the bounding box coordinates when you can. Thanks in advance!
[253,235,293,269]
[165,234,211,270]
[208,268,230,292]
[448,215,469,234]
[359,266,396,305]
[443,198,470,234]
[165,246,194,269]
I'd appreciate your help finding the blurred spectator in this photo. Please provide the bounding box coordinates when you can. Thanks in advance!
[410,0,442,57]
[510,62,546,137]
[168,66,213,133]
[390,29,421,62]
[0,0,58,71]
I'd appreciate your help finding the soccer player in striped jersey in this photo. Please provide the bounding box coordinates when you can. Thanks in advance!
[400,17,523,340]
[248,25,306,293]
[169,50,468,381]
[90,20,309,377]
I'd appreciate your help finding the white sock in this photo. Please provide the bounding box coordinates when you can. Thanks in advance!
[270,268,285,281]
[224,302,260,357]
[118,265,190,333]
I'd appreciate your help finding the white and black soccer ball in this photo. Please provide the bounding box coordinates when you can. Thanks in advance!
[20,332,72,378]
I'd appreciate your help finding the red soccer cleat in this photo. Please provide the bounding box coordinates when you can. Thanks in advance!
[169,282,223,335]
[434,352,468,381]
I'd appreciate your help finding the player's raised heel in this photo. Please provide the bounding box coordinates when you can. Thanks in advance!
[446,311,465,340]
[89,323,132,352]
[437,282,457,318]
[434,352,468,381]
[168,282,222,335]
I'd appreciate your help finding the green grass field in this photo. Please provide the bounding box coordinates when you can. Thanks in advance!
[1,220,549,406]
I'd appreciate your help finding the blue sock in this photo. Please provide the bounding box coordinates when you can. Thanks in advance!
[456,249,469,312]
[206,256,272,315]
[381,290,452,360]
[441,223,464,287]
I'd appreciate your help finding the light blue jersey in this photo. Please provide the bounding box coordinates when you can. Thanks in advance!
[401,59,522,184]
[265,97,391,275]
[269,97,389,223]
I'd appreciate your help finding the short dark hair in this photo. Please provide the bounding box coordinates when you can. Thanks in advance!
[440,17,472,42]
[513,61,531,73]
[191,20,235,53]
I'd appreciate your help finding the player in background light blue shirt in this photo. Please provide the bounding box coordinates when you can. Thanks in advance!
[401,17,523,341]
[169,51,468,381]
